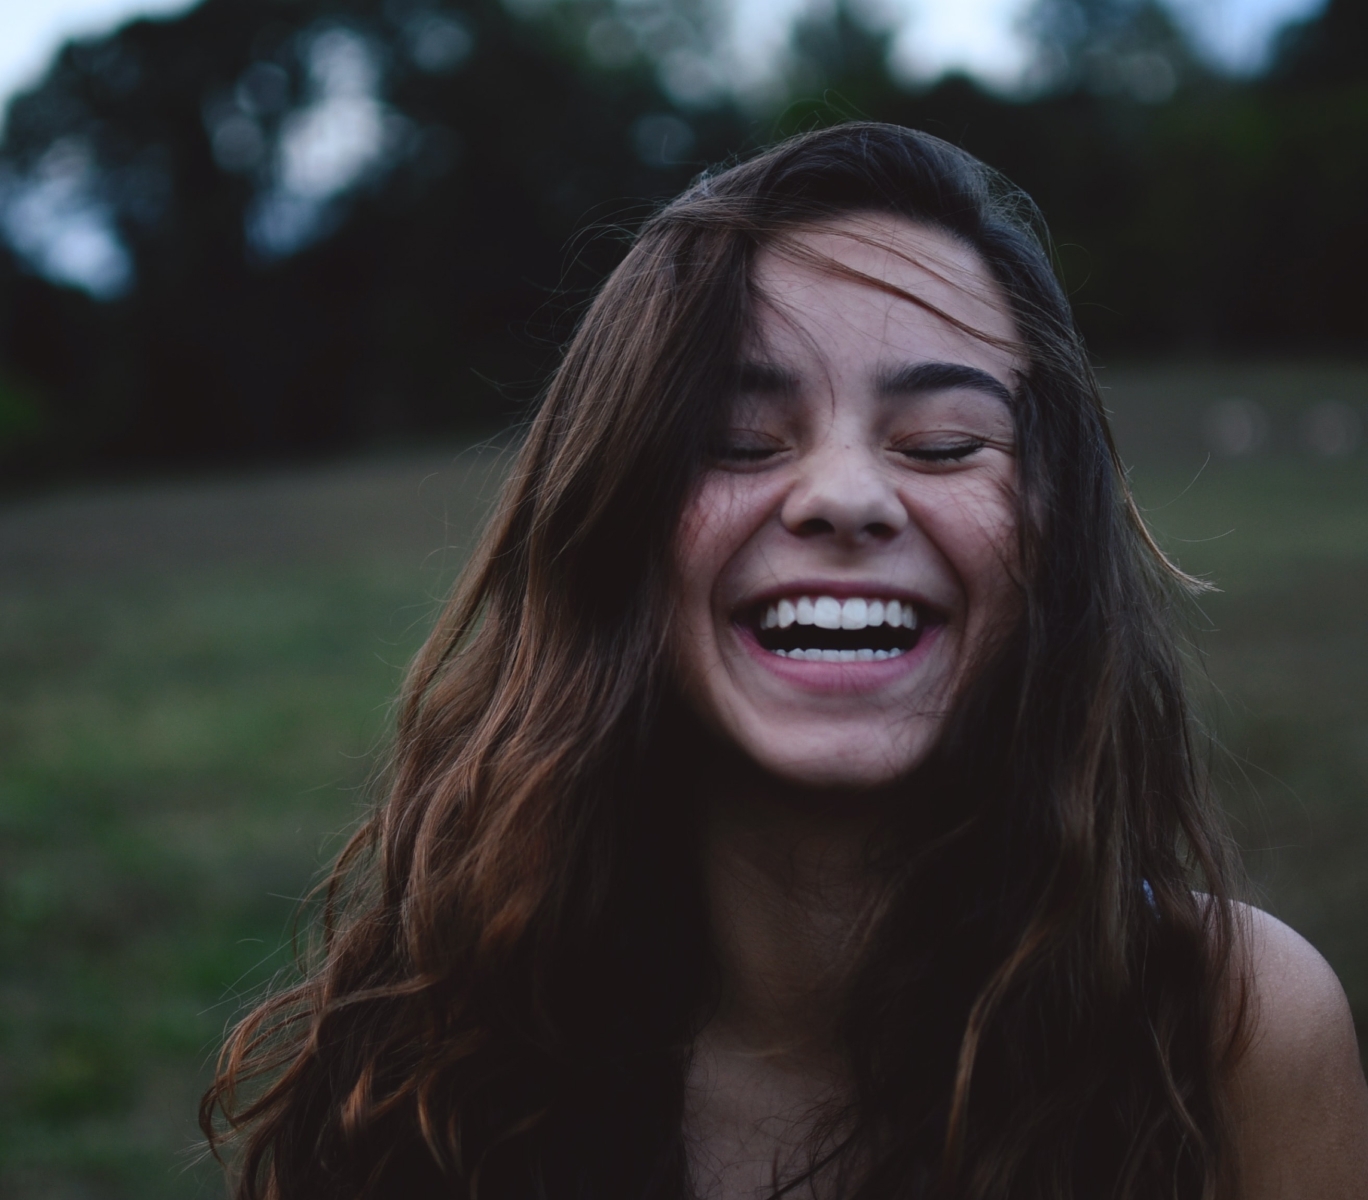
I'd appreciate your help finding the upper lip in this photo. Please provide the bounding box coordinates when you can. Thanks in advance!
[733,580,946,619]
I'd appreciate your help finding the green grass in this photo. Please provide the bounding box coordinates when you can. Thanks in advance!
[1,364,1366,1197]
[0,450,503,1198]
[0,576,410,1195]
[0,581,371,1194]
[1132,459,1368,1021]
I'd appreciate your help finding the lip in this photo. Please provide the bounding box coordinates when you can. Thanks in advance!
[733,612,944,694]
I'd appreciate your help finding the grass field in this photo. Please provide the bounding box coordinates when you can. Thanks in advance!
[1,362,1365,1198]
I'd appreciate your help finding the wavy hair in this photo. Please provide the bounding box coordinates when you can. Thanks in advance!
[202,123,1248,1199]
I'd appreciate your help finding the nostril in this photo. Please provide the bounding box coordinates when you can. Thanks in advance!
[793,516,899,539]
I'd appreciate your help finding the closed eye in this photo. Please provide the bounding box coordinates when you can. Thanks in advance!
[897,439,987,463]
[720,445,781,462]
[714,429,787,464]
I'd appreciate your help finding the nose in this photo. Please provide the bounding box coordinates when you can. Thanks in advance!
[780,440,908,542]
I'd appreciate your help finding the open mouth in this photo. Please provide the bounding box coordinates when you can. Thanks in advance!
[743,594,930,663]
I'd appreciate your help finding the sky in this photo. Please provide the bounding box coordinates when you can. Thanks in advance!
[0,0,1334,114]
[0,0,1332,296]
[0,0,198,113]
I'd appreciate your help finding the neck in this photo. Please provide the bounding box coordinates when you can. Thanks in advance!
[683,752,891,1199]
[697,753,886,1059]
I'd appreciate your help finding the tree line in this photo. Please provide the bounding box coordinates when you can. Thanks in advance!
[0,0,1362,480]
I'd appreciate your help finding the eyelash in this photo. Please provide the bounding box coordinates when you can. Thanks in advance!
[718,446,778,463]
[898,439,986,462]
[716,437,990,465]
[713,433,784,464]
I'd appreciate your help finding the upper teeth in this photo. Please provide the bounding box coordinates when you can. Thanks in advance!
[760,596,917,631]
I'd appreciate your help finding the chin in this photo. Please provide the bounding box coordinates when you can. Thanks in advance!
[744,727,933,793]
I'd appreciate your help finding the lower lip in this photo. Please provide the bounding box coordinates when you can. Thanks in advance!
[734,621,943,693]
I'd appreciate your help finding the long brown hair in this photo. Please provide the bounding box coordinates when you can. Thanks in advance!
[202,123,1248,1199]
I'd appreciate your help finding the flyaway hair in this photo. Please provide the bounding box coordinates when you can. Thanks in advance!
[203,123,1248,1200]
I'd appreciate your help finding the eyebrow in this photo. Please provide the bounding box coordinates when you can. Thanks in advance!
[736,360,799,393]
[736,359,1015,404]
[877,361,1014,405]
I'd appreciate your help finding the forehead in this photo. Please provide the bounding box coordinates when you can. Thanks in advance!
[747,214,1021,376]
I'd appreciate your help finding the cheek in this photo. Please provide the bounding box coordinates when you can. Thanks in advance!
[672,488,726,610]
[672,473,774,604]
[671,478,747,652]
[961,502,1021,635]
[923,476,1020,615]
[668,487,743,731]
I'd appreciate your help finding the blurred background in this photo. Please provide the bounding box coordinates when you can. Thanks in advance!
[0,0,1364,1194]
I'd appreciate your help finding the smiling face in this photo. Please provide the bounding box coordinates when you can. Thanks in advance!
[672,214,1025,790]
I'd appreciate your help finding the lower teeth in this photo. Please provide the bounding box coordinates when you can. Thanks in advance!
[774,648,904,662]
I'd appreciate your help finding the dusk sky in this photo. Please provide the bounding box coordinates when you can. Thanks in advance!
[0,0,1332,120]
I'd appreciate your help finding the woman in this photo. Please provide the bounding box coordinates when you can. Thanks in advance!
[203,123,1368,1198]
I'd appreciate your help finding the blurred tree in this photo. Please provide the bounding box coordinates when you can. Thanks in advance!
[1271,0,1365,87]
[0,0,1362,479]
[772,0,1366,353]
[0,0,743,477]
[1024,0,1208,102]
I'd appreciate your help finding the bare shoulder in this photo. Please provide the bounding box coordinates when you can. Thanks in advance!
[1226,904,1368,1199]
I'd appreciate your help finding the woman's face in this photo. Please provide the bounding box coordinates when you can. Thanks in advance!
[672,214,1024,791]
